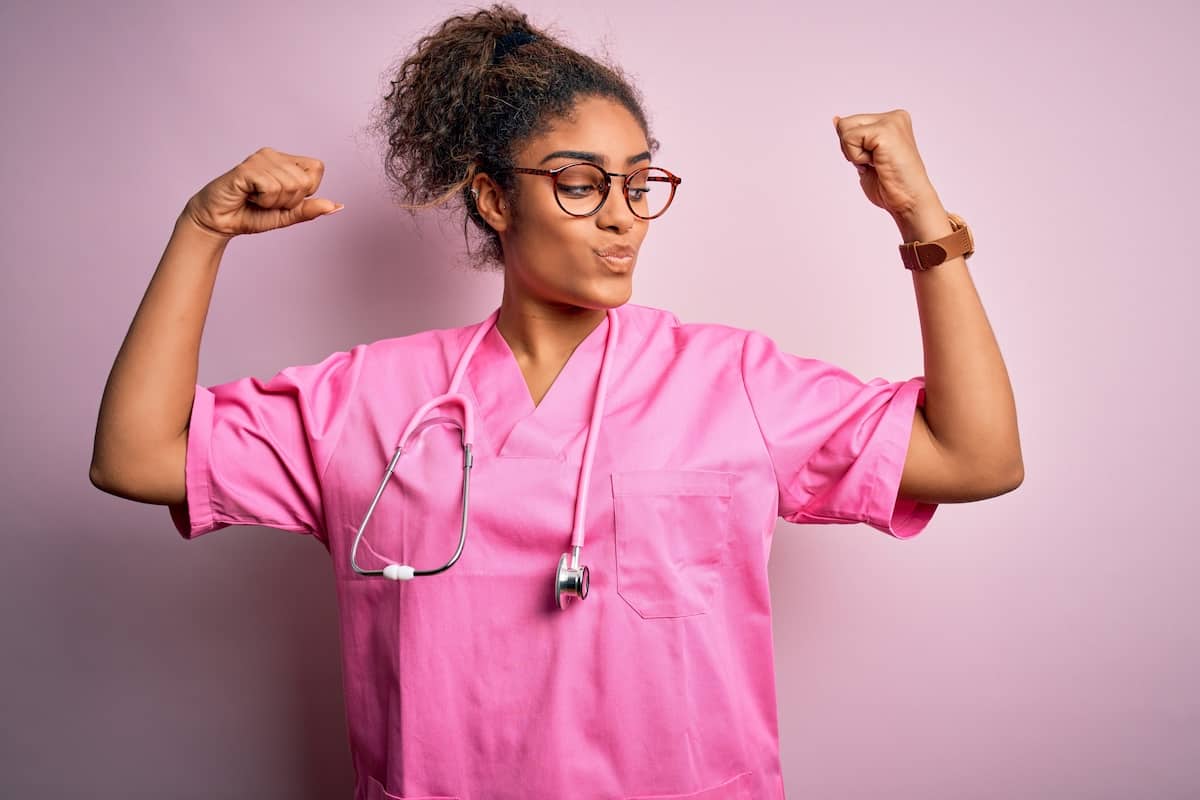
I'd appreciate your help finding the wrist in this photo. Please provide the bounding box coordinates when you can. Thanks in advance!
[175,209,235,249]
[894,202,954,243]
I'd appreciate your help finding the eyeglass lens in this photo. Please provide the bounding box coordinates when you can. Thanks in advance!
[555,164,674,219]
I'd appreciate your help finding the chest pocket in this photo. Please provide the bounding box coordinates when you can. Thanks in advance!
[611,469,734,619]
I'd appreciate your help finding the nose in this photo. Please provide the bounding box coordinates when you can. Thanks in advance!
[594,175,638,232]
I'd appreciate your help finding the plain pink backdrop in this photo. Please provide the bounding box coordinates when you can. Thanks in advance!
[3,0,1196,797]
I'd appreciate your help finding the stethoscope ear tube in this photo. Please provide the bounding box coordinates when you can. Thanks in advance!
[349,310,496,582]
[349,436,473,580]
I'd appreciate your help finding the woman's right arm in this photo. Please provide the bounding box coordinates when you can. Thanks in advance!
[88,214,230,504]
[89,147,343,505]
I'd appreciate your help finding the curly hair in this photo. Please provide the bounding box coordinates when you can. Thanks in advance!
[364,3,660,271]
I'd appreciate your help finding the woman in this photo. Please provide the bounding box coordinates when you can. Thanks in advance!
[90,4,1023,798]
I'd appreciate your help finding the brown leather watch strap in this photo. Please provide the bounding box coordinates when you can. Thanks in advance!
[899,212,975,271]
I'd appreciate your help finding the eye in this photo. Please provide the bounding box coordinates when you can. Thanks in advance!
[556,164,606,199]
[558,182,600,198]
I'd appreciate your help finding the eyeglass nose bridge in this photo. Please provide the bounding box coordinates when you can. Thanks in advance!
[590,169,629,218]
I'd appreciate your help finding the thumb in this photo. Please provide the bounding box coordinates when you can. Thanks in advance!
[294,198,345,223]
[835,117,864,175]
[832,115,875,169]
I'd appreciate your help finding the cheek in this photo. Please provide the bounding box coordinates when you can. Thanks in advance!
[516,209,585,259]
[507,198,604,285]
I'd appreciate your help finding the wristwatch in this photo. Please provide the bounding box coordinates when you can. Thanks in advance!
[899,212,974,271]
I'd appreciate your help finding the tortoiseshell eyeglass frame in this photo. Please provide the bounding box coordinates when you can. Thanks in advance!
[500,162,682,220]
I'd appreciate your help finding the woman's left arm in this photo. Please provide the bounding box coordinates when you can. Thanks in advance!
[833,110,1024,505]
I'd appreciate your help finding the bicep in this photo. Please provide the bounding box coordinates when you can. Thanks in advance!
[900,406,1018,504]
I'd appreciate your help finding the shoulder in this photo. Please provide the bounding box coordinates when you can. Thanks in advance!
[619,302,751,354]
[346,317,486,370]
[247,318,482,400]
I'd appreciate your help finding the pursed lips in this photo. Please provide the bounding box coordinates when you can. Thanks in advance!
[595,250,635,273]
[595,244,636,259]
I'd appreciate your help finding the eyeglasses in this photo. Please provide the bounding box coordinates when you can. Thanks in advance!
[502,162,682,220]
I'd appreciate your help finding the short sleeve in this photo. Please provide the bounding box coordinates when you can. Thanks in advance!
[168,345,365,544]
[739,329,937,539]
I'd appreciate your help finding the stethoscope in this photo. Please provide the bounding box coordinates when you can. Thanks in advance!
[349,306,620,610]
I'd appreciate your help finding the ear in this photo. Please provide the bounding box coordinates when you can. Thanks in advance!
[472,173,510,232]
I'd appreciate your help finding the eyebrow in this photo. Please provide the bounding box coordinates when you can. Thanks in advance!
[538,149,652,167]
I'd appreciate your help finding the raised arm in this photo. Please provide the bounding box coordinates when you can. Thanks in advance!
[89,147,343,505]
[89,214,229,504]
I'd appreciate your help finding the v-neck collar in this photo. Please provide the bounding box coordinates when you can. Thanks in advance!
[464,308,615,460]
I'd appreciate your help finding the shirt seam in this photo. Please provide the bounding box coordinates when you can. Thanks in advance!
[205,508,315,534]
[738,330,805,513]
[313,346,365,537]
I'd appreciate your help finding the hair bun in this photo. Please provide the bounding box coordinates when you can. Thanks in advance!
[492,29,537,63]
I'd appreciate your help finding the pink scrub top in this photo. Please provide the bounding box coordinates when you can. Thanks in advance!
[169,302,937,800]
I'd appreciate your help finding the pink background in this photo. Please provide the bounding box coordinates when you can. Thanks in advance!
[3,0,1196,796]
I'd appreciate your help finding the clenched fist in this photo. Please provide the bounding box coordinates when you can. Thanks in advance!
[182,147,344,241]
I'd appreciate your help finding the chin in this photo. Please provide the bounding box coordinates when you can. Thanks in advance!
[591,281,633,309]
[550,278,633,313]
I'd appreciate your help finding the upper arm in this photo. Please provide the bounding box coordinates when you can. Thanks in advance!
[900,406,1023,504]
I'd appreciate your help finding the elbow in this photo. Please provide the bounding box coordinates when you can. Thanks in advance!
[961,451,1024,500]
[990,456,1024,497]
[1010,461,1025,490]
[1007,451,1025,490]
[89,455,103,489]
[89,460,108,491]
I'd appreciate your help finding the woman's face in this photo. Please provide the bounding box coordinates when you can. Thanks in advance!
[474,95,654,312]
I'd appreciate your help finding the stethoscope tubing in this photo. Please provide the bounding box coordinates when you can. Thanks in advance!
[348,306,618,608]
[349,431,473,580]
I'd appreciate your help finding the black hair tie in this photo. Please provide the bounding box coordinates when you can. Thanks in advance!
[492,29,537,64]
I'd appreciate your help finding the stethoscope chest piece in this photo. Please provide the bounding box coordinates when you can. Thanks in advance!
[555,552,589,610]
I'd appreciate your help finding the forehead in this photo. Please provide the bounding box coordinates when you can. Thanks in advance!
[515,95,648,165]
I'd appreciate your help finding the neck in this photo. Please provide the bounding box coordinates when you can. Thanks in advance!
[496,282,608,366]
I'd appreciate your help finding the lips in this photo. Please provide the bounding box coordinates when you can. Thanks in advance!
[595,244,636,259]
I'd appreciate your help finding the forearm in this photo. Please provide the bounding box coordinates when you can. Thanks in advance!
[897,199,1024,482]
[90,213,230,490]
